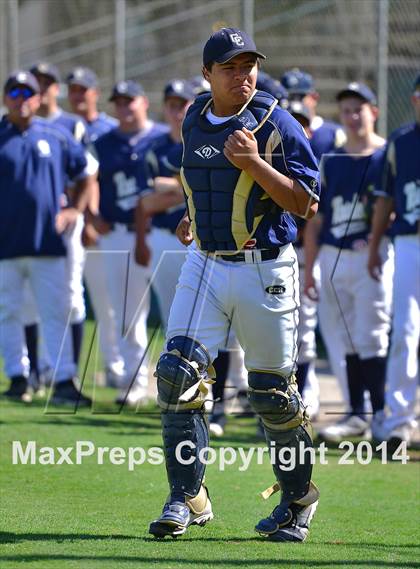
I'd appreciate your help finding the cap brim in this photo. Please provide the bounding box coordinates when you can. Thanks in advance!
[109,93,136,102]
[215,49,266,64]
[336,89,375,104]
[68,79,96,89]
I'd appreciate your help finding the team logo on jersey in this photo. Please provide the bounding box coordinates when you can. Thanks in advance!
[37,140,51,157]
[265,285,286,295]
[194,145,220,159]
[230,33,244,46]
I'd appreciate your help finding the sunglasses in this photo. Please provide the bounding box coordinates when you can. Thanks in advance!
[7,87,35,100]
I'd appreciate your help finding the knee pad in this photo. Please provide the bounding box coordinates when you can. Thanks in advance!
[156,336,214,411]
[247,371,304,433]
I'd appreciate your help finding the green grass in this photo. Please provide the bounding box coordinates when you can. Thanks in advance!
[0,322,419,568]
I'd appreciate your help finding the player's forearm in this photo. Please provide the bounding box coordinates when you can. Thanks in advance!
[72,175,93,213]
[369,196,394,251]
[244,157,318,219]
[303,215,322,275]
[135,199,150,242]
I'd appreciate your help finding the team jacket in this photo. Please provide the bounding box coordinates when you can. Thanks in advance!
[319,147,385,250]
[374,122,420,236]
[0,117,87,259]
[181,90,320,253]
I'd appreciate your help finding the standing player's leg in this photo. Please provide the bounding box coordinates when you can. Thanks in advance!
[232,245,319,543]
[149,249,230,538]
[100,227,150,405]
[83,247,125,387]
[381,235,419,446]
[29,257,90,405]
[0,259,31,400]
[64,213,86,367]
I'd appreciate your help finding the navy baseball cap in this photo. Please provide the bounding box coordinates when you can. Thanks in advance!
[256,71,288,106]
[29,61,61,83]
[336,82,377,105]
[67,67,98,89]
[203,27,265,66]
[164,79,195,101]
[189,75,211,95]
[281,69,314,96]
[289,100,311,125]
[109,80,145,101]
[4,70,40,94]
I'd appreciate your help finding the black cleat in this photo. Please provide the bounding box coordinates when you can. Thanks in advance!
[3,375,32,402]
[51,378,92,407]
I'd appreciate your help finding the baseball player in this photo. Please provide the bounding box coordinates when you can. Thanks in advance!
[149,28,320,542]
[281,68,346,161]
[29,61,91,368]
[0,70,91,405]
[66,66,124,387]
[304,83,393,441]
[135,79,194,325]
[92,80,168,406]
[368,74,420,448]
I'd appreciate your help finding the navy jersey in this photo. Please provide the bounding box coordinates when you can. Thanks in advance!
[181,91,320,251]
[374,122,420,236]
[85,112,118,143]
[310,119,346,162]
[144,133,186,233]
[94,121,169,224]
[319,147,384,249]
[0,117,87,259]
[43,108,88,145]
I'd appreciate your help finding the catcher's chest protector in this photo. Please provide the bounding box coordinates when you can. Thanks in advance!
[181,90,278,252]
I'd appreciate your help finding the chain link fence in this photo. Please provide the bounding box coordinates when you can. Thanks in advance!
[0,0,418,132]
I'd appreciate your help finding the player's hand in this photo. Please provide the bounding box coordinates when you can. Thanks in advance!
[176,217,193,246]
[135,240,151,267]
[82,222,99,247]
[91,214,112,236]
[55,207,80,234]
[367,249,382,281]
[224,128,259,170]
[304,272,319,301]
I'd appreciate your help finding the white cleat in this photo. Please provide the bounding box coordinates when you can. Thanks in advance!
[319,414,370,442]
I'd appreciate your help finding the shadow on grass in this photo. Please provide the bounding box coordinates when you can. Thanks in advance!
[0,552,418,567]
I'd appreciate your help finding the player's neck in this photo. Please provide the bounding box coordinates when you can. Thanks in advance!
[344,131,383,154]
[170,128,181,143]
[38,102,59,118]
[119,117,147,133]
[78,109,98,123]
[211,98,242,117]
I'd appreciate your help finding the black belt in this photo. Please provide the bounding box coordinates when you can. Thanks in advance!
[218,248,280,263]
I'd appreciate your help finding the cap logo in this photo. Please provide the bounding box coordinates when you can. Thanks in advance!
[38,63,49,73]
[229,32,244,47]
[348,82,359,90]
[118,81,127,92]
[16,72,28,83]
[74,68,84,79]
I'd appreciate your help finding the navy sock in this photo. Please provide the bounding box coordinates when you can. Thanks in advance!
[345,354,365,416]
[296,362,310,395]
[360,356,386,413]
[211,350,230,404]
[24,323,39,374]
[71,321,84,366]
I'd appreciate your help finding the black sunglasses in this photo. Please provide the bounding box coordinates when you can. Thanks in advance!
[7,87,35,100]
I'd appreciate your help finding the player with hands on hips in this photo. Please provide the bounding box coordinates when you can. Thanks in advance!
[0,71,92,405]
[304,82,393,442]
[367,74,420,449]
[149,27,320,542]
